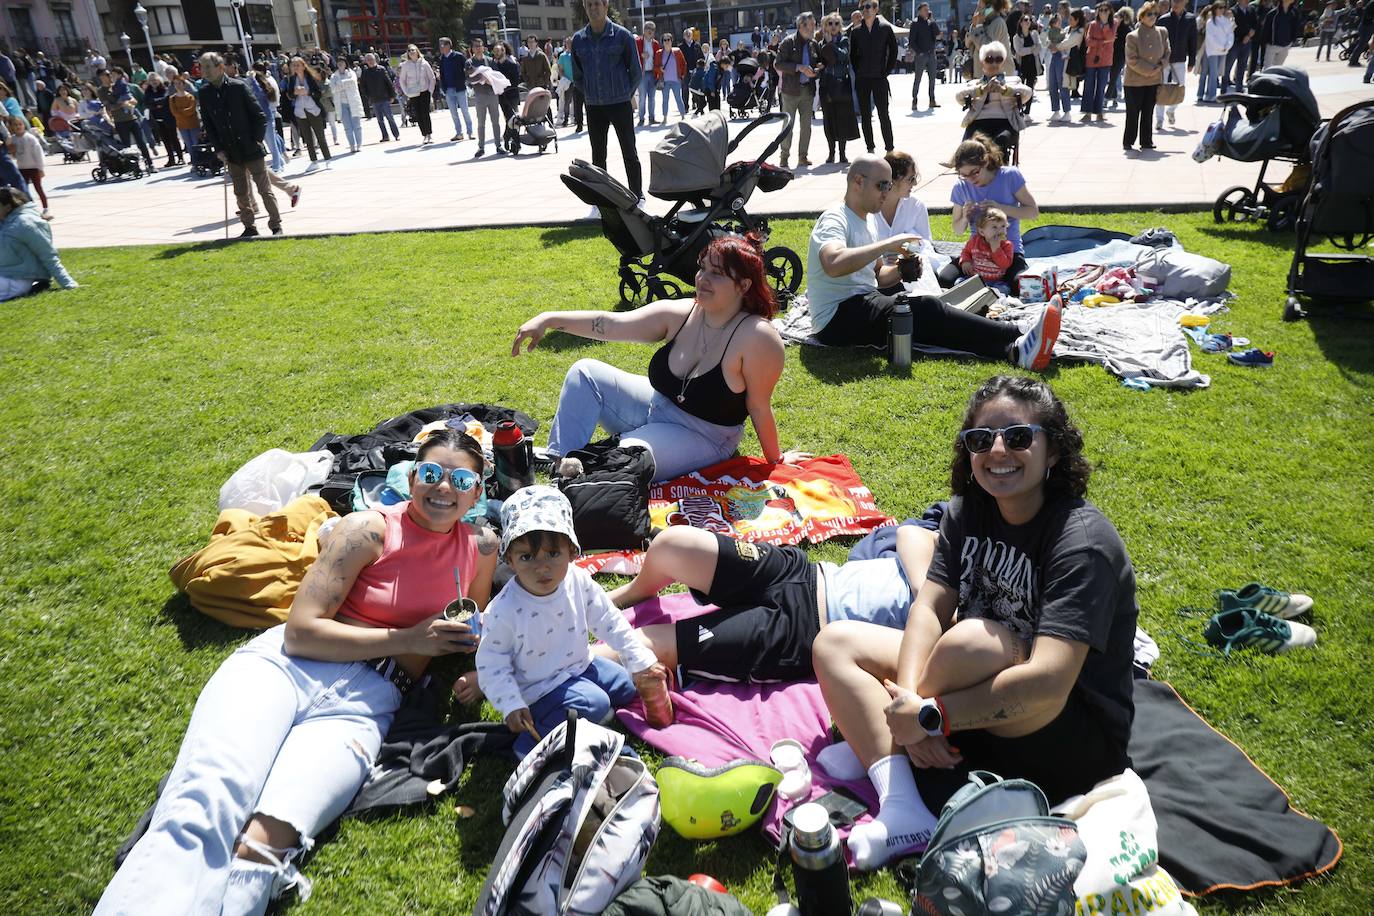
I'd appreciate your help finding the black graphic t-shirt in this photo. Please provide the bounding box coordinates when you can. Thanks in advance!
[926,493,1139,753]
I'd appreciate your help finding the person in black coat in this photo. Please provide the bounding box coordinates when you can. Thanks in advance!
[143,74,184,167]
[359,52,400,140]
[849,0,899,153]
[197,52,282,238]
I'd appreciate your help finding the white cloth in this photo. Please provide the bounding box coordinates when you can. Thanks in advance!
[11,131,44,170]
[805,204,880,331]
[469,64,511,96]
[328,68,364,113]
[476,566,658,718]
[1203,16,1235,56]
[874,196,949,273]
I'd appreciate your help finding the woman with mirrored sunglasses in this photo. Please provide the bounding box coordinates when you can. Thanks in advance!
[814,375,1139,870]
[954,40,1032,158]
[98,427,499,915]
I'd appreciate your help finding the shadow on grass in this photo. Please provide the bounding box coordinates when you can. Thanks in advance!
[153,239,241,259]
[156,592,248,650]
[1304,308,1374,380]
[539,225,603,246]
[797,342,1008,384]
[1196,224,1300,252]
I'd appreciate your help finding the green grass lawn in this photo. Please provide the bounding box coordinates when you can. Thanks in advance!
[1,212,1370,914]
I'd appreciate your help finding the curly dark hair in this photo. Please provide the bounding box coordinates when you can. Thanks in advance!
[949,375,1092,500]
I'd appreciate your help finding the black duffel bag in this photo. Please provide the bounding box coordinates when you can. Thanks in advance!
[554,441,655,552]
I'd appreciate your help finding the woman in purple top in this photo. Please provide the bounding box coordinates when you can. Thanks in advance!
[938,133,1040,287]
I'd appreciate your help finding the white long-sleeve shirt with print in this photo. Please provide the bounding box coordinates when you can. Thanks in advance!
[476,565,658,718]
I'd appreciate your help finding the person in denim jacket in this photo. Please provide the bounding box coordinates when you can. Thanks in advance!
[571,0,644,197]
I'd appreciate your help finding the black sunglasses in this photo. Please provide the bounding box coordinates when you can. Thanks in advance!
[959,424,1044,453]
[985,55,1005,63]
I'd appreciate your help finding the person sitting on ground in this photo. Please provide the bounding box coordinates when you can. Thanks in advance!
[954,41,1031,160]
[875,150,949,282]
[941,132,1039,288]
[811,375,1139,870]
[805,153,1061,370]
[0,186,77,300]
[95,429,497,914]
[475,486,668,757]
[513,235,807,481]
[959,207,1016,284]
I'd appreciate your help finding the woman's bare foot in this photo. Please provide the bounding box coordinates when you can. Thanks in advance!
[453,671,483,704]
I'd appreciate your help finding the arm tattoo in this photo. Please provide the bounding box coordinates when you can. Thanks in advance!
[476,527,499,555]
[591,314,606,337]
[956,701,1026,730]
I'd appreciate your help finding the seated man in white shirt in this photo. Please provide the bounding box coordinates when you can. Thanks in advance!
[804,153,1060,370]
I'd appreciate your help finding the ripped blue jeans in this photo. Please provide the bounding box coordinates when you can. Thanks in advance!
[94,625,400,916]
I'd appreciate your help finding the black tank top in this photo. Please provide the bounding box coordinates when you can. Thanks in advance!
[648,308,750,427]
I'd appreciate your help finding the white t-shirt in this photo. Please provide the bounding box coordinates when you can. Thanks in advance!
[805,203,879,331]
[11,131,45,171]
[642,40,655,71]
[476,565,658,718]
[874,195,949,281]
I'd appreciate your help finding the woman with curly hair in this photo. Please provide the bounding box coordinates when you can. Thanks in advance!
[812,375,1140,870]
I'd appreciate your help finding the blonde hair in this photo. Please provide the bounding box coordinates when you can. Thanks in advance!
[980,40,1009,62]
[1137,1,1159,18]
[822,12,845,27]
[978,207,1009,228]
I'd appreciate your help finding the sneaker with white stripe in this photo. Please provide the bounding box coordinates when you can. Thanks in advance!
[1218,582,1313,620]
[1014,295,1063,371]
[1203,607,1317,656]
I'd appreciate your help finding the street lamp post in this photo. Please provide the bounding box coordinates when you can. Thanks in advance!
[228,0,253,66]
[496,0,507,49]
[308,6,319,47]
[120,32,134,69]
[133,3,155,72]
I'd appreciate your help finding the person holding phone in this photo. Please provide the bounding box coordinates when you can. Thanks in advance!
[96,429,498,914]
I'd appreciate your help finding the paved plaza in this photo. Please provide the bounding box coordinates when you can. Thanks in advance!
[36,49,1371,249]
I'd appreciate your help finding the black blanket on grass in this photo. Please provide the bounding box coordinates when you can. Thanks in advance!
[1127,679,1342,895]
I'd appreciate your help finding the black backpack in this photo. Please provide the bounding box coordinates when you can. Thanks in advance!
[553,441,654,552]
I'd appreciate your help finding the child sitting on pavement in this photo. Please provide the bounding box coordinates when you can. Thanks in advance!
[476,486,668,757]
[959,207,1016,284]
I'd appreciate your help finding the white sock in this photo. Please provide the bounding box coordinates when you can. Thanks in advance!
[846,755,938,870]
[816,741,867,781]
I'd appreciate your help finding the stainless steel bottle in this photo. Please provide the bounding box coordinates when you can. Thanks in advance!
[789,803,852,916]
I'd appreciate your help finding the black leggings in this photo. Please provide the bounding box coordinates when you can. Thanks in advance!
[814,290,1020,359]
[1123,84,1157,148]
[587,100,642,197]
[408,90,433,137]
[854,75,894,152]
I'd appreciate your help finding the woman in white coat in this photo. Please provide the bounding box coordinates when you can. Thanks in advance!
[397,44,437,143]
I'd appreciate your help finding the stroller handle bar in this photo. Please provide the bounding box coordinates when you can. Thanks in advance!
[726,111,796,165]
[1217,92,1294,107]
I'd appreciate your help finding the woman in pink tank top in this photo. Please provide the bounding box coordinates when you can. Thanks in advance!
[98,429,498,914]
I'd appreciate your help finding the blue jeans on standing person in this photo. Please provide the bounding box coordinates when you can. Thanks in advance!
[638,72,659,122]
[1048,52,1069,112]
[1366,52,1374,81]
[445,87,474,136]
[371,98,399,139]
[1224,39,1251,91]
[515,656,638,758]
[661,80,685,117]
[547,358,745,482]
[1080,65,1109,115]
[1198,53,1226,101]
[338,101,363,150]
[178,127,200,158]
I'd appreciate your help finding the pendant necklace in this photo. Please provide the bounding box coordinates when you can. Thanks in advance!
[676,308,739,405]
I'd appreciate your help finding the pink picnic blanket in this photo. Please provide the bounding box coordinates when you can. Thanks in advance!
[615,593,877,846]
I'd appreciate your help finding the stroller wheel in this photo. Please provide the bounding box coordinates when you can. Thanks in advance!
[647,276,684,301]
[92,167,107,182]
[764,246,804,300]
[1214,185,1256,224]
[619,273,648,308]
[1283,297,1308,322]
[1266,197,1299,233]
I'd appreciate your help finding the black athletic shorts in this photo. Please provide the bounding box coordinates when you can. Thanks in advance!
[914,690,1130,809]
[675,532,821,684]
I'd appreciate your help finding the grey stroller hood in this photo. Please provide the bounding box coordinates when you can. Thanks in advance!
[648,111,730,197]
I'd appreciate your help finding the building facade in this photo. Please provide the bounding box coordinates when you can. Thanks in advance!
[88,0,292,69]
[2,0,107,67]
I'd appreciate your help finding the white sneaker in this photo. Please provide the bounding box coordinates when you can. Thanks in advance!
[1167,110,1176,125]
[1014,295,1063,371]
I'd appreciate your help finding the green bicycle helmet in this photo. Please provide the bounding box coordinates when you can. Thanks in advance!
[656,756,783,839]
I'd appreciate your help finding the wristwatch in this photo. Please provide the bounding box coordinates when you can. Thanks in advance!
[918,697,948,738]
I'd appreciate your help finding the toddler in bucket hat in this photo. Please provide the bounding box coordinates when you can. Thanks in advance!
[479,485,669,757]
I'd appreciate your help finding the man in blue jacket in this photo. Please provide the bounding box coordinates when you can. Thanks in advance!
[1155,0,1196,131]
[1223,0,1259,92]
[572,0,643,197]
[1260,0,1303,67]
[437,38,474,142]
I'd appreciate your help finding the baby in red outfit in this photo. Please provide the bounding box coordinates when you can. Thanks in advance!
[959,208,1015,284]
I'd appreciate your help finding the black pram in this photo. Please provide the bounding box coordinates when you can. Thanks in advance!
[74,118,144,182]
[727,58,771,119]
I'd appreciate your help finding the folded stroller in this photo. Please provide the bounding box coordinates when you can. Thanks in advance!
[1284,99,1374,320]
[74,118,144,182]
[1205,67,1321,232]
[189,137,224,177]
[504,86,559,155]
[561,111,803,306]
[727,59,771,120]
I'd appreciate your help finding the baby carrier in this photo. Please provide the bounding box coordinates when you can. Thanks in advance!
[561,110,803,306]
[473,714,660,916]
[75,118,144,182]
[1284,98,1374,320]
[503,86,559,155]
[1203,66,1322,232]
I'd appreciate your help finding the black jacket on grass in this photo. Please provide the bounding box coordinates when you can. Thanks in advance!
[197,76,266,164]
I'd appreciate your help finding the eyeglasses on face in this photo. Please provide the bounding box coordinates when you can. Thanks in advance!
[958,166,982,179]
[959,424,1045,453]
[873,178,895,191]
[984,55,1005,63]
[415,462,482,491]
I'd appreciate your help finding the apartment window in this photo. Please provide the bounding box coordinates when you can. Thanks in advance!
[7,7,40,50]
[523,15,542,30]
[152,5,186,36]
[547,16,567,31]
[52,7,82,45]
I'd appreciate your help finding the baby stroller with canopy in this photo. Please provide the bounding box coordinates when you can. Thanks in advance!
[1284,99,1374,320]
[727,58,771,120]
[48,130,93,163]
[1204,67,1321,232]
[74,118,144,182]
[503,86,559,155]
[189,135,224,177]
[561,111,803,307]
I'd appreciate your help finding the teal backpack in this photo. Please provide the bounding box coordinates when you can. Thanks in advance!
[914,771,1086,915]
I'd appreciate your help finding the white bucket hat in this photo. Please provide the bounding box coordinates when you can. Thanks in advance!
[498,485,581,557]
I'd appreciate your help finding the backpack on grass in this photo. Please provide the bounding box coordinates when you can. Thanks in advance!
[553,441,655,552]
[473,714,660,916]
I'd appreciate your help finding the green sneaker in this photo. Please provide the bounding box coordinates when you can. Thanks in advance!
[1203,607,1317,656]
[1217,582,1313,620]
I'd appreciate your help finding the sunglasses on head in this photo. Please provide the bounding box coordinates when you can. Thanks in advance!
[415,462,482,491]
[959,424,1044,453]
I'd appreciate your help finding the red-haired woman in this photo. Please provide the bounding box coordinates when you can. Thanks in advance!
[513,236,807,481]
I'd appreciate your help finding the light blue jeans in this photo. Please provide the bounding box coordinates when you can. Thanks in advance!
[339,101,363,150]
[1197,53,1226,101]
[178,127,200,157]
[661,80,685,117]
[547,358,744,482]
[94,626,401,916]
[1047,52,1068,112]
[518,656,637,757]
[265,124,286,172]
[638,73,659,121]
[445,87,474,135]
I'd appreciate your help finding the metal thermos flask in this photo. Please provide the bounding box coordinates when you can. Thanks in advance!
[890,296,913,370]
[491,420,534,498]
[789,803,852,916]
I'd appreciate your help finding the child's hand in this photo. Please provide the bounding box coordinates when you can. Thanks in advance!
[634,662,670,689]
[505,708,539,739]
